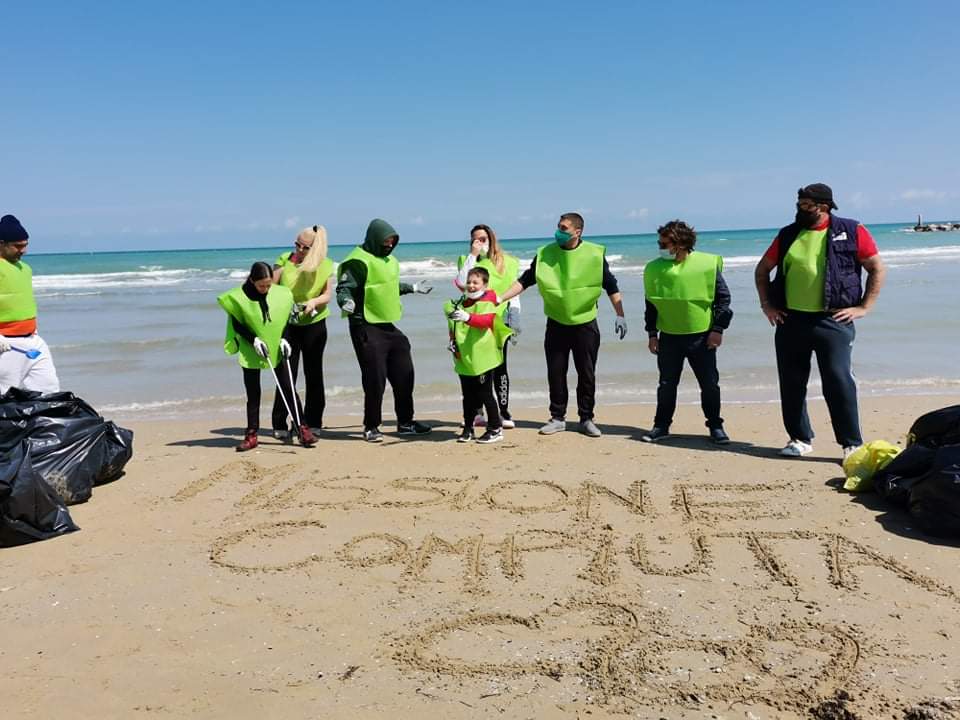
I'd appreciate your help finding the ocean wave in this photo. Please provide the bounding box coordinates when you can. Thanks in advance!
[31,243,960,291]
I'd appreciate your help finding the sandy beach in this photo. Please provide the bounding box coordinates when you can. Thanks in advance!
[3,395,959,719]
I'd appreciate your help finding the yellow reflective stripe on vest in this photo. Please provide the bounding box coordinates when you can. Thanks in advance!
[341,247,402,323]
[643,251,720,334]
[217,284,294,369]
[0,259,37,323]
[535,241,604,325]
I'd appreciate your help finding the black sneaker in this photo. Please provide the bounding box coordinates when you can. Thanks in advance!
[397,421,432,436]
[641,426,670,443]
[457,428,474,443]
[709,427,730,445]
[363,428,384,443]
[476,428,503,444]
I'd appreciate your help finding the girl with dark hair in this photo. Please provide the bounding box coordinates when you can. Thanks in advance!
[454,224,521,428]
[218,262,316,451]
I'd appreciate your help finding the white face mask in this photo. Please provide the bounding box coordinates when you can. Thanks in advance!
[659,249,675,260]
[466,288,485,300]
[477,242,489,255]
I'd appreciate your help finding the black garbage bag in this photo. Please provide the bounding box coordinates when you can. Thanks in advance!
[0,440,79,547]
[907,405,960,448]
[0,388,133,505]
[908,446,960,537]
[873,443,939,505]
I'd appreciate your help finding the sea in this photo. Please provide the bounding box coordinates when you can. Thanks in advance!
[25,223,960,425]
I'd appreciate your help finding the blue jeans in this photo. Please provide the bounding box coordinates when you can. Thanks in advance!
[653,331,723,430]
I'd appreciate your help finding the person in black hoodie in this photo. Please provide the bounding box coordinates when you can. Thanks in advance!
[336,218,433,442]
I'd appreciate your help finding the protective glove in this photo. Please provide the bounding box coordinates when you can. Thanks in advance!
[253,337,270,358]
[448,309,470,323]
[279,339,292,358]
[290,303,306,323]
[341,298,357,314]
[412,281,433,294]
[0,335,9,354]
[614,316,628,340]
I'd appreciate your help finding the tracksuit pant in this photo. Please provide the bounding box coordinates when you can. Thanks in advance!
[349,322,415,431]
[544,318,600,422]
[653,331,723,430]
[774,311,862,447]
[460,372,502,431]
[469,342,511,421]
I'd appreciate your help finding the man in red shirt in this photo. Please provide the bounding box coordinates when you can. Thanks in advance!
[754,184,886,459]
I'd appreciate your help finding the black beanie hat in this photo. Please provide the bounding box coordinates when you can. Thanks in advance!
[0,215,29,244]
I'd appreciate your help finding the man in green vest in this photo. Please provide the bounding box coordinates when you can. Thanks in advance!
[0,214,60,394]
[336,218,434,442]
[641,220,732,444]
[499,213,627,437]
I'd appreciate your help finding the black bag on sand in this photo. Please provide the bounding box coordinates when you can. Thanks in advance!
[0,388,134,505]
[872,405,960,538]
[0,441,79,547]
[873,444,938,505]
[907,404,960,448]
[908,446,960,538]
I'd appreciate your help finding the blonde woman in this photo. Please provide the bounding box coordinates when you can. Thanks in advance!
[271,225,335,437]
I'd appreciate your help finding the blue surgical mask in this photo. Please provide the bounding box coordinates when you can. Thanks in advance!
[659,249,675,260]
[555,229,573,245]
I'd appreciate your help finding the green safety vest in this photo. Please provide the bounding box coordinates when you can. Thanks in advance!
[341,246,402,323]
[0,259,37,323]
[276,252,335,324]
[643,251,721,334]
[535,241,605,325]
[456,253,520,316]
[217,284,294,369]
[444,298,513,376]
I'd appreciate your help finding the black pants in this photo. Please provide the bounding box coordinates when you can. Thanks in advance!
[349,322,415,431]
[544,318,600,422]
[242,364,301,432]
[654,331,723,430]
[470,342,511,421]
[460,373,502,430]
[272,319,327,430]
[774,311,861,447]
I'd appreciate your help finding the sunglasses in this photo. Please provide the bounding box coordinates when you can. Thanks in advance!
[294,241,311,251]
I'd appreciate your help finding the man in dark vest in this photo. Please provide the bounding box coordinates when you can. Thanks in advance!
[754,184,886,459]
[499,212,627,438]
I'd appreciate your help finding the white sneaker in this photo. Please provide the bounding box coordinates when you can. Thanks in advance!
[842,445,859,461]
[780,439,813,457]
[501,418,515,429]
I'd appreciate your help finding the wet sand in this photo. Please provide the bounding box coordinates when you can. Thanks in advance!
[2,395,959,719]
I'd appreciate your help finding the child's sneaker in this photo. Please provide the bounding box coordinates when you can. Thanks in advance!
[476,428,503,444]
[501,417,515,429]
[473,414,487,428]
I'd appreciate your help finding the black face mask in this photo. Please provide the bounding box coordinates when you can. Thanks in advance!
[795,209,820,228]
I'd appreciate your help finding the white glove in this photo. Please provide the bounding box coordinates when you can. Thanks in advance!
[449,309,470,323]
[614,316,628,340]
[253,337,269,358]
[0,335,9,354]
[279,339,292,358]
[341,298,357,314]
[412,281,433,294]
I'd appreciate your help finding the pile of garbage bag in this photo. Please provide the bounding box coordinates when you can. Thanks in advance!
[0,388,133,547]
[873,405,960,538]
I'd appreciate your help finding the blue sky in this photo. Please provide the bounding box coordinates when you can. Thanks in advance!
[3,1,959,251]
